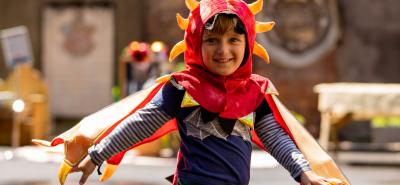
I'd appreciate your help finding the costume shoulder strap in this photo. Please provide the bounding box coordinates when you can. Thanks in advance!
[169,76,185,90]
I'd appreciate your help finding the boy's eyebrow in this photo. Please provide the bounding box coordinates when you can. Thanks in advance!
[224,32,244,38]
[229,32,243,36]
[202,32,244,39]
[202,31,218,37]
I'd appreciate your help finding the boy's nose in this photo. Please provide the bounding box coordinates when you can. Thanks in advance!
[216,42,229,55]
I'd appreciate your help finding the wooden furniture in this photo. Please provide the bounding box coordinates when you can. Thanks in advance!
[314,83,400,149]
[0,64,50,147]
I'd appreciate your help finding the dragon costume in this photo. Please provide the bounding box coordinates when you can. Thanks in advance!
[33,0,349,184]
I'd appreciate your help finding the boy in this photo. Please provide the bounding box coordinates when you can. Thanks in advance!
[36,0,346,185]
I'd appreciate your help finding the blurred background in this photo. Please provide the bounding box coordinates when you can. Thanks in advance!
[0,0,399,184]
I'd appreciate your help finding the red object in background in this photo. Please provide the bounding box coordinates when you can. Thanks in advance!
[128,41,150,62]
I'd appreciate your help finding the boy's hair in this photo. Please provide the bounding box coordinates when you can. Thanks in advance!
[204,14,247,35]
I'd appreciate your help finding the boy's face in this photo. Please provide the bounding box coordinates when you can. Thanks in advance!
[201,29,246,77]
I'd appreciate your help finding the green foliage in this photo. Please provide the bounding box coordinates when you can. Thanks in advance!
[372,116,400,128]
[291,111,305,125]
[112,86,121,102]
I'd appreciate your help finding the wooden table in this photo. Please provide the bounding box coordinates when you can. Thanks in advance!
[314,83,400,149]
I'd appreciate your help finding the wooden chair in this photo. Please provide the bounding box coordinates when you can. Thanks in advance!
[0,64,50,146]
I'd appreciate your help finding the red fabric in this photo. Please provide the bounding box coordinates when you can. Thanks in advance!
[172,0,268,119]
[172,150,183,185]
[50,138,65,146]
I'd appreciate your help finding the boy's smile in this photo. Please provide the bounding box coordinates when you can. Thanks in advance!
[202,29,246,77]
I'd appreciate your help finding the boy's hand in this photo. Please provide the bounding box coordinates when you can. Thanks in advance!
[71,155,96,185]
[300,171,344,185]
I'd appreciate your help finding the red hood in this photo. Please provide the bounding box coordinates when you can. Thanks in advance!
[183,0,255,79]
[172,0,267,119]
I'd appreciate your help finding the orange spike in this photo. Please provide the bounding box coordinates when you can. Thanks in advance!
[58,161,73,185]
[169,40,187,62]
[176,13,189,30]
[185,0,199,11]
[249,0,263,15]
[256,21,275,33]
[253,41,270,64]
[100,164,118,182]
[156,74,172,83]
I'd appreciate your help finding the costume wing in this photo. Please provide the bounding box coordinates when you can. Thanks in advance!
[32,75,177,185]
[251,81,350,185]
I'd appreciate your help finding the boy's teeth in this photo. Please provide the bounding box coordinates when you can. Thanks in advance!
[216,59,229,62]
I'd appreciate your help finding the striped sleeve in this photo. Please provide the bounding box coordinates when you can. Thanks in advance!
[254,113,312,182]
[88,103,173,165]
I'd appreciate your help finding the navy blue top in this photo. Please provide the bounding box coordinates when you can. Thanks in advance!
[152,81,270,185]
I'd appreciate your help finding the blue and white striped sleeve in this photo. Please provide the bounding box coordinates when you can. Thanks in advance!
[88,102,173,165]
[255,112,312,182]
[88,79,184,166]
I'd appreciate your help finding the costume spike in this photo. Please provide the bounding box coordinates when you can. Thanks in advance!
[248,0,263,15]
[185,0,199,11]
[255,21,275,33]
[156,74,172,83]
[31,139,52,147]
[176,13,189,30]
[253,41,270,64]
[58,161,73,185]
[169,40,186,62]
[100,164,118,182]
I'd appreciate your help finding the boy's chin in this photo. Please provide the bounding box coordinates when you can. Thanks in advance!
[211,71,234,77]
[204,66,236,77]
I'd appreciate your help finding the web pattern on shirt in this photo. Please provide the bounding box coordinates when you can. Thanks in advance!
[184,108,251,141]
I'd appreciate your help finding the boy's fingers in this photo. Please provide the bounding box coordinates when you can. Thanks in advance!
[79,171,90,185]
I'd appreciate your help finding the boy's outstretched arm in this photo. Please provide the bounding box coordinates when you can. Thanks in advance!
[254,111,343,185]
[254,112,311,181]
[72,102,173,184]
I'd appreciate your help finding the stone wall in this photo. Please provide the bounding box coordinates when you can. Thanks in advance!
[336,0,400,83]
[255,0,400,136]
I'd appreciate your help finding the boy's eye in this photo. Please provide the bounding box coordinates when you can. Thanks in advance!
[204,38,218,44]
[230,37,242,44]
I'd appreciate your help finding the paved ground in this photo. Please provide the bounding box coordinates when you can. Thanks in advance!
[0,146,399,185]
